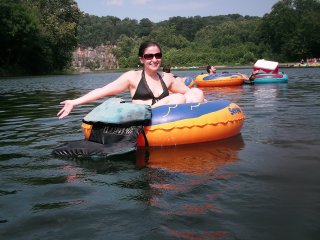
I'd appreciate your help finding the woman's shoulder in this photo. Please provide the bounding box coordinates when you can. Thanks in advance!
[119,69,142,80]
[117,70,142,87]
[124,69,142,77]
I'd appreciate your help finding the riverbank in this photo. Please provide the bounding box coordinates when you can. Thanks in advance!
[2,62,319,78]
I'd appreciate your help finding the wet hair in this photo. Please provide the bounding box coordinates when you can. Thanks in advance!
[206,65,211,73]
[163,65,171,73]
[138,41,162,57]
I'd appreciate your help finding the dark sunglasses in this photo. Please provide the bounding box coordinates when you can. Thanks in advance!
[143,52,162,60]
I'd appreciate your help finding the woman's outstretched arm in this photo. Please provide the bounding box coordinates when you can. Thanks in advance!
[57,71,133,119]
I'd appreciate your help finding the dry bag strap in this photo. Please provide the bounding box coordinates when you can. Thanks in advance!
[141,129,149,147]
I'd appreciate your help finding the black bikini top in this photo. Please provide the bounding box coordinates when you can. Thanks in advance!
[132,70,169,105]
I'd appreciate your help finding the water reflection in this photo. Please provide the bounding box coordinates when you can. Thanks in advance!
[134,135,244,206]
[201,85,245,102]
[62,134,245,209]
[137,134,244,175]
[32,200,85,211]
[134,135,245,238]
[162,226,230,240]
[251,83,288,109]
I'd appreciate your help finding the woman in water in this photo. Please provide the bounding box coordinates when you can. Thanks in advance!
[57,41,205,119]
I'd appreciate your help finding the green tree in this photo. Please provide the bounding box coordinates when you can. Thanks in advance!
[138,18,153,37]
[25,0,81,72]
[1,0,81,75]
[0,0,40,74]
[259,0,320,61]
[112,35,141,68]
[147,26,190,50]
[116,18,139,38]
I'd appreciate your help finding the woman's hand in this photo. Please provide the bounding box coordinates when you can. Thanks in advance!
[57,100,76,119]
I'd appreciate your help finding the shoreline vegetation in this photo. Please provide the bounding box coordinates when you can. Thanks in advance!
[1,0,319,78]
[1,62,319,79]
[75,62,320,74]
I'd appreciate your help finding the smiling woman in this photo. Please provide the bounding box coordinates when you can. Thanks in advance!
[57,40,205,119]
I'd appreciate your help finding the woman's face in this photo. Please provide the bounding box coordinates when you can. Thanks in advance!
[140,45,162,71]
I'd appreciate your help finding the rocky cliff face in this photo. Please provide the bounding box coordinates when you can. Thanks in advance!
[72,45,118,72]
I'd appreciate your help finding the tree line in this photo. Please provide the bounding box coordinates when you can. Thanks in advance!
[1,0,319,76]
[0,0,80,76]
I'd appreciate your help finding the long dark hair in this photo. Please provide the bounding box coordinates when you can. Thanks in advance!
[138,41,162,57]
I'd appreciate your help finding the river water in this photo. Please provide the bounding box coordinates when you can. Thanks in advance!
[0,68,319,240]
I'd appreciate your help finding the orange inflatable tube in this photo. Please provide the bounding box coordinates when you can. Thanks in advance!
[136,100,245,147]
[195,73,245,87]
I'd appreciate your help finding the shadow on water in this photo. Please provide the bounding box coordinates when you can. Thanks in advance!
[59,151,138,175]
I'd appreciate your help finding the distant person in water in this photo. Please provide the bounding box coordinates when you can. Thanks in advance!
[162,65,171,73]
[162,65,178,78]
[249,69,266,81]
[206,65,217,75]
[57,41,205,119]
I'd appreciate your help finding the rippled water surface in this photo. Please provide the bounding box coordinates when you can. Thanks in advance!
[1,68,320,240]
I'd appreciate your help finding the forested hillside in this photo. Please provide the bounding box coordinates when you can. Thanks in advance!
[0,0,80,75]
[1,0,319,75]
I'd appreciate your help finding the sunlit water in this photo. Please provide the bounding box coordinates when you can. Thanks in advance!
[0,68,319,240]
